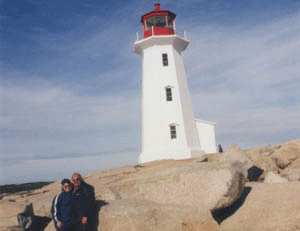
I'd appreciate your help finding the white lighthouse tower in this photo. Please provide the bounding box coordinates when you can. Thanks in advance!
[134,3,217,163]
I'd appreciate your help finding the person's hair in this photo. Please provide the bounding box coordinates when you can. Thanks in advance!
[61,178,71,186]
[72,172,82,181]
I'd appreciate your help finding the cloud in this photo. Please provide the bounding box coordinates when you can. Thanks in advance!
[0,84,141,161]
[0,151,139,185]
[184,11,300,148]
[0,8,143,165]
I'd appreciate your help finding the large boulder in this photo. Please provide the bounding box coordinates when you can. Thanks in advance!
[280,168,300,181]
[220,182,300,231]
[270,140,300,169]
[244,147,278,174]
[105,161,245,212]
[0,199,26,230]
[99,200,218,231]
[280,157,300,181]
[264,171,288,184]
[218,145,255,180]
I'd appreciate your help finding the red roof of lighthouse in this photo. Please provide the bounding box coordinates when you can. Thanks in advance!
[141,3,177,39]
[141,3,176,22]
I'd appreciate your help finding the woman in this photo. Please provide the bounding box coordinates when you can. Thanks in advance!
[51,179,76,231]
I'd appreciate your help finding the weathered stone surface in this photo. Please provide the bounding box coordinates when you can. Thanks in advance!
[280,168,300,181]
[105,161,245,212]
[286,156,300,169]
[264,171,288,183]
[279,157,300,181]
[280,162,300,182]
[270,141,300,169]
[247,153,278,174]
[0,200,28,230]
[220,182,300,231]
[99,200,218,231]
[218,146,254,180]
[225,145,243,153]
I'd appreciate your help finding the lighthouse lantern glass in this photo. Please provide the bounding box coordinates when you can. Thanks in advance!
[146,17,155,30]
[155,15,166,27]
[168,16,174,30]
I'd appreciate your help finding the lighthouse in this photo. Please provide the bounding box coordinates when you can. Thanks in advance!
[134,3,217,163]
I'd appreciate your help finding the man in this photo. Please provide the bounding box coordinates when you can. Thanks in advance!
[51,179,76,231]
[72,173,96,231]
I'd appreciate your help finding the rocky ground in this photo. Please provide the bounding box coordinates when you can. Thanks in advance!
[1,139,300,231]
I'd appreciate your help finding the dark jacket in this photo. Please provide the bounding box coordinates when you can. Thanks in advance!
[72,181,96,219]
[51,191,76,229]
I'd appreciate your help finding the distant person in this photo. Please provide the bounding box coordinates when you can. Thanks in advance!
[51,179,76,231]
[72,173,96,231]
[218,144,223,153]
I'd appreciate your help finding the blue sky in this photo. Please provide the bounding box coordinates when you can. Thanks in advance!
[1,0,300,184]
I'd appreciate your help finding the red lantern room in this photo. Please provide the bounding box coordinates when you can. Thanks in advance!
[141,3,176,39]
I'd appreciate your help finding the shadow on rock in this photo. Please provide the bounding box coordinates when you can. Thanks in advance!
[212,186,252,224]
[35,216,52,230]
[247,166,264,182]
[91,200,109,231]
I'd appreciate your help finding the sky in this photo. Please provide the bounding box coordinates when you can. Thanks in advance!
[1,0,299,185]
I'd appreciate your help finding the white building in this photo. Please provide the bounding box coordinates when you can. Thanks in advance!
[134,3,217,163]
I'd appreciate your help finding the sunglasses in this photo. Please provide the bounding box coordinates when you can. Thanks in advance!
[63,185,71,188]
[72,178,81,182]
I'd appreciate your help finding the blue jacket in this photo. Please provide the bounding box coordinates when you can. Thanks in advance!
[51,191,76,228]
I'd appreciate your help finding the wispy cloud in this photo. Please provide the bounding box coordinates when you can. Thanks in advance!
[0,85,140,160]
[185,11,300,147]
[0,9,142,165]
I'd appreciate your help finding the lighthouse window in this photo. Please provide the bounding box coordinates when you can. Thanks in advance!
[170,126,177,139]
[162,53,168,66]
[168,16,174,30]
[166,88,172,101]
[155,15,166,27]
[146,17,155,30]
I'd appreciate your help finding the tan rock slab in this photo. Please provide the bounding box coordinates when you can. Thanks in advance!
[271,140,300,169]
[99,200,218,231]
[264,171,288,183]
[220,182,300,231]
[0,200,27,229]
[106,161,245,211]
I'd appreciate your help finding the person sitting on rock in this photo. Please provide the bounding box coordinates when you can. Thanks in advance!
[51,179,76,231]
[71,172,96,231]
[218,144,223,153]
